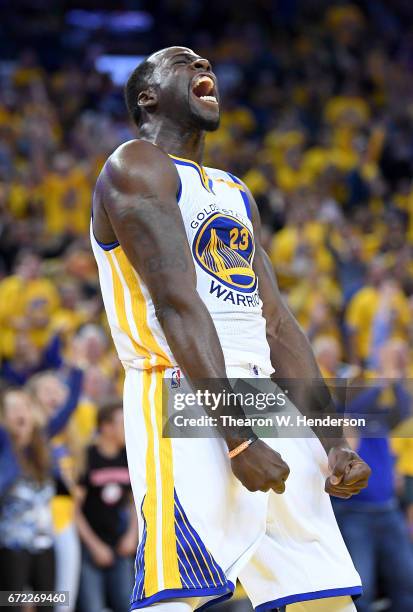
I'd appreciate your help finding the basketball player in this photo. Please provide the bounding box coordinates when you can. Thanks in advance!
[91,47,371,612]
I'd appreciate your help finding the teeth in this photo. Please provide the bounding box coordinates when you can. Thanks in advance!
[195,76,214,88]
[200,95,218,103]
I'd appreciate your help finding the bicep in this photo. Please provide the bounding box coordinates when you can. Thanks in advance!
[109,192,196,302]
[101,146,197,307]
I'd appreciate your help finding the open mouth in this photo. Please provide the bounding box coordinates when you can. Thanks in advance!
[191,75,218,105]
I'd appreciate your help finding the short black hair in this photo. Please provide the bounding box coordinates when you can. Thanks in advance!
[124,58,154,126]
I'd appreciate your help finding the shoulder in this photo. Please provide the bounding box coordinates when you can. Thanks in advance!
[349,287,375,306]
[97,139,179,196]
[108,139,173,169]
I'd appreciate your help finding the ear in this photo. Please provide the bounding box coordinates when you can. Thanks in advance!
[137,87,158,111]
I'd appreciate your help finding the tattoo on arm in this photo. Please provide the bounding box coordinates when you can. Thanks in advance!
[143,250,189,274]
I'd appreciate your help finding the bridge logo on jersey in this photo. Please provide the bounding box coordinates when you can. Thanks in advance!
[192,213,257,293]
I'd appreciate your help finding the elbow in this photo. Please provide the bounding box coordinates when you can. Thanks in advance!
[154,302,176,327]
[153,289,199,327]
[265,309,285,344]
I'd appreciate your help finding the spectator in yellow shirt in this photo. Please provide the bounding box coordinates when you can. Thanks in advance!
[345,263,409,364]
[269,200,334,290]
[0,251,59,358]
[40,153,90,238]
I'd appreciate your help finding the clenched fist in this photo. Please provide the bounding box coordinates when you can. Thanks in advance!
[325,445,371,499]
[230,439,290,493]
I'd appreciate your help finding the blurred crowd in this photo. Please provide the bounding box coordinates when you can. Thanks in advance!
[1,0,413,610]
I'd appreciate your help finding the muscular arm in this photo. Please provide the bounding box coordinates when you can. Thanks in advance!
[249,190,371,497]
[250,195,341,449]
[93,140,289,493]
[97,141,227,383]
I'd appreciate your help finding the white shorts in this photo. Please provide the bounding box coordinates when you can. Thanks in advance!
[123,365,361,611]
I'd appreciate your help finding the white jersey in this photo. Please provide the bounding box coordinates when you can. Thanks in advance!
[92,154,361,612]
[91,153,272,373]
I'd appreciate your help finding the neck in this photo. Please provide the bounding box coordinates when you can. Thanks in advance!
[138,117,205,165]
[97,435,121,457]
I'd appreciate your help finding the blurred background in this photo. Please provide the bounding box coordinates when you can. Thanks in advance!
[1,1,413,611]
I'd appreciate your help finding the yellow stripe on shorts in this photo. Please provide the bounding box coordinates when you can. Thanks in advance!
[142,370,158,596]
[154,369,181,589]
[142,369,181,597]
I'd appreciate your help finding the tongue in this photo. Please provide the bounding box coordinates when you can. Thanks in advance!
[193,80,213,98]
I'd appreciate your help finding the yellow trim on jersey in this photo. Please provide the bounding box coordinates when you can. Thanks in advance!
[105,251,152,366]
[214,177,245,191]
[113,249,173,369]
[168,154,212,193]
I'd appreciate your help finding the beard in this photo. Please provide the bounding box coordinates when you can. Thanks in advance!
[188,103,220,132]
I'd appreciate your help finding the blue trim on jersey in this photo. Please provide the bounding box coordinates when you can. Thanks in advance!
[227,172,251,220]
[95,236,120,251]
[91,207,120,250]
[177,176,183,203]
[255,586,363,611]
[130,584,234,611]
[170,156,212,194]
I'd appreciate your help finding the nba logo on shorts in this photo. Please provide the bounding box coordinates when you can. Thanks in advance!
[171,369,181,388]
